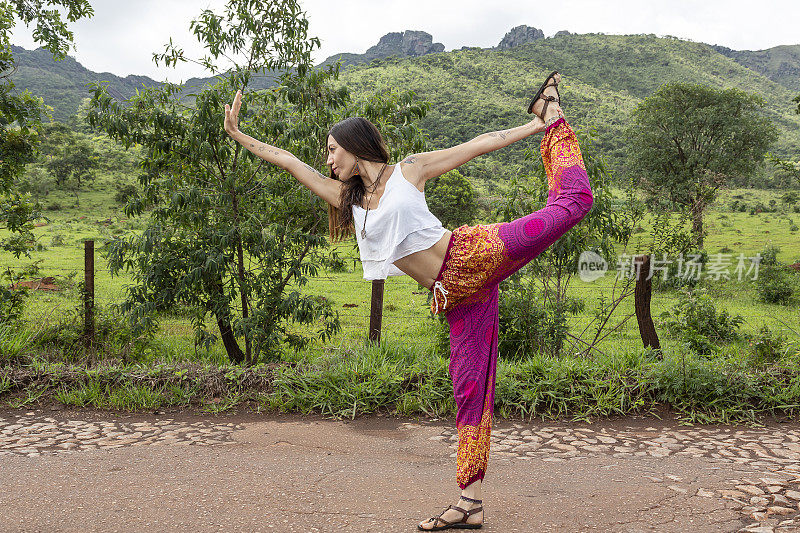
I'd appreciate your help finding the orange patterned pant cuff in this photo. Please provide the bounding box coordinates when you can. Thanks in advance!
[456,407,493,489]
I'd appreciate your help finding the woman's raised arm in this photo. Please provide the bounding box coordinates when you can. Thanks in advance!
[224,90,343,207]
[400,116,547,189]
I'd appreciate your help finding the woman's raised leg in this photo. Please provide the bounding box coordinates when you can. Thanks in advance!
[496,116,594,275]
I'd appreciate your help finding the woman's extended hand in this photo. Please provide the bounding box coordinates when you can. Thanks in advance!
[224,90,242,136]
[528,114,547,135]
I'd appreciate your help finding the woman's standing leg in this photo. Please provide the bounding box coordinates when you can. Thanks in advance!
[446,284,500,490]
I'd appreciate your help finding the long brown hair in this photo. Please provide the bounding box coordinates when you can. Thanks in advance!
[327,117,390,241]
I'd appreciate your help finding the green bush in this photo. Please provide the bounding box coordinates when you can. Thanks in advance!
[498,280,570,360]
[425,169,477,230]
[114,183,139,205]
[656,249,708,291]
[783,191,799,205]
[756,264,794,305]
[0,278,26,325]
[433,316,450,358]
[321,251,349,273]
[747,325,791,367]
[658,288,743,355]
[27,307,154,364]
[760,244,781,266]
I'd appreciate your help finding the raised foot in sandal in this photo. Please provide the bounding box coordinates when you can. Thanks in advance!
[418,496,483,531]
[527,71,562,121]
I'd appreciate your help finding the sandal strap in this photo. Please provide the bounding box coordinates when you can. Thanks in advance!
[425,504,484,529]
[528,74,561,117]
[431,506,459,528]
[449,505,469,518]
[451,505,484,519]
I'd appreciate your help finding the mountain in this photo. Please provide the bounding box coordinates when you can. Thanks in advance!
[11,30,448,122]
[9,32,800,180]
[335,33,800,182]
[9,45,232,122]
[10,45,159,122]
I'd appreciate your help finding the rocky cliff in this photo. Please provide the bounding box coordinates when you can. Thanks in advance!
[320,30,445,68]
[497,25,545,50]
[365,31,445,59]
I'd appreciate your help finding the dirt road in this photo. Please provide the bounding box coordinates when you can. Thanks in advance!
[1,408,799,532]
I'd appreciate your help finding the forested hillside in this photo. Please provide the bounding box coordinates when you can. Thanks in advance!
[12,33,800,182]
[10,45,251,122]
[338,34,800,183]
[713,44,800,91]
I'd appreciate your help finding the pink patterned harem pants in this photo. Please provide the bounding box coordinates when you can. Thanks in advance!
[429,118,594,488]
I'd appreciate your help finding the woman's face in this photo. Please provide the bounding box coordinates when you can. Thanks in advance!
[326,135,357,179]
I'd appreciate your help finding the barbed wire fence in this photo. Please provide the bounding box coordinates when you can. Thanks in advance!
[6,242,800,356]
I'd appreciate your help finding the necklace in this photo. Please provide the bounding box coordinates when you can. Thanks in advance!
[361,162,388,239]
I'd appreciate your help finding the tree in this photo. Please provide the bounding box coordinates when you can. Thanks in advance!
[627,83,777,248]
[1,0,94,196]
[45,136,98,204]
[769,94,800,187]
[425,169,477,229]
[0,0,93,322]
[89,0,428,364]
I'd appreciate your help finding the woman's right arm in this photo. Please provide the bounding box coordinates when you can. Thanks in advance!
[225,91,342,208]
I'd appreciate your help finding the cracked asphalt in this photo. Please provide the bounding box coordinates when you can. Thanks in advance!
[1,408,799,532]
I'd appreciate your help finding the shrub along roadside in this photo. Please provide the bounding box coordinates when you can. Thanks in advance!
[2,341,799,424]
[0,362,275,413]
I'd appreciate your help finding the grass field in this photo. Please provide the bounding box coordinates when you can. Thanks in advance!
[3,180,799,367]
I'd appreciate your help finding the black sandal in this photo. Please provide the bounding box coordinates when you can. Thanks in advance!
[527,70,561,118]
[418,497,483,531]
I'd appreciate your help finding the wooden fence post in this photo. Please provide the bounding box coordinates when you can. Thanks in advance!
[84,240,95,347]
[634,254,661,355]
[368,279,385,344]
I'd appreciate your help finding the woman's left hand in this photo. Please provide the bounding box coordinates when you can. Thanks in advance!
[528,115,547,134]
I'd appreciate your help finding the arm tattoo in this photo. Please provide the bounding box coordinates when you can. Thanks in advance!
[401,155,418,164]
[488,131,508,140]
[256,146,276,155]
[303,163,327,179]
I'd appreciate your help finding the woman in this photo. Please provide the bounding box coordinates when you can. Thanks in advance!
[224,72,594,531]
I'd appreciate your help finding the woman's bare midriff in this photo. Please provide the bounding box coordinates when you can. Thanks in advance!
[392,230,452,289]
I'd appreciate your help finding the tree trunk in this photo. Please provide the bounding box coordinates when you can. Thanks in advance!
[634,255,662,356]
[691,200,705,248]
[230,191,251,364]
[217,316,245,364]
[209,279,244,364]
[236,237,251,364]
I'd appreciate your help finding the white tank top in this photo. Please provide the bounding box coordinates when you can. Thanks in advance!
[352,164,447,280]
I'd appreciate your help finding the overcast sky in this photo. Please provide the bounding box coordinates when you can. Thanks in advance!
[10,0,800,82]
